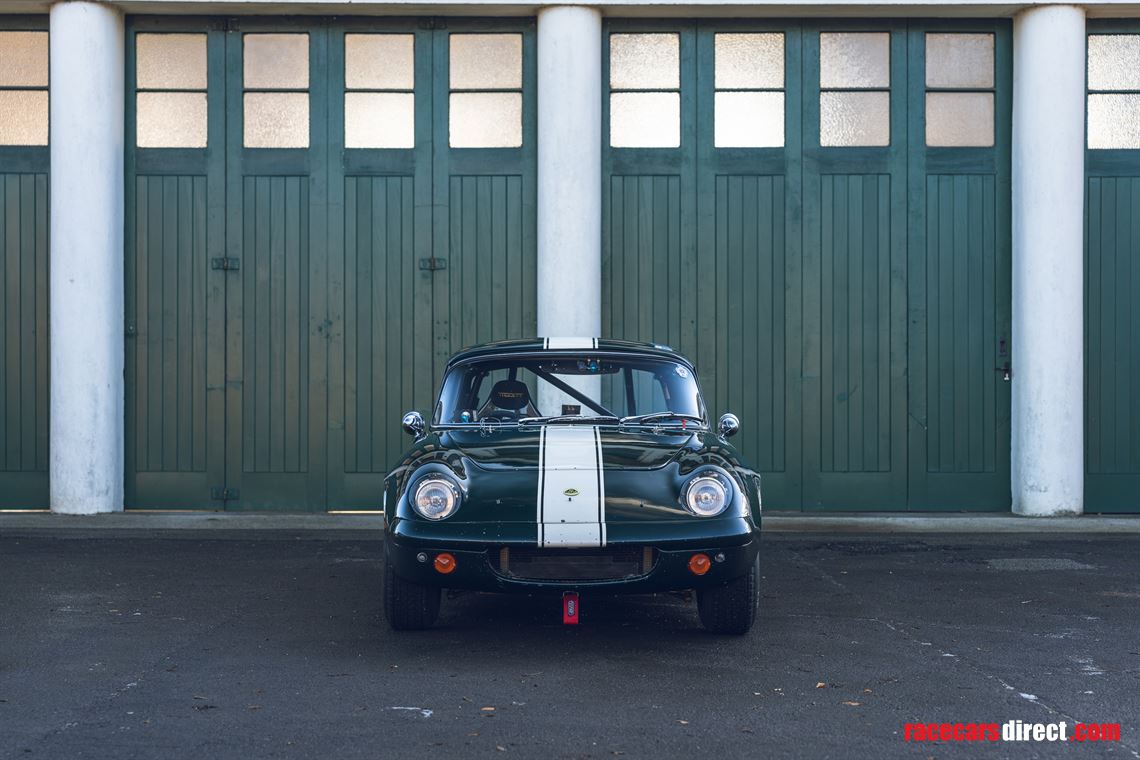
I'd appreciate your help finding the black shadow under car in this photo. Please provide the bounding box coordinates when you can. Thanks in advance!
[382,338,762,634]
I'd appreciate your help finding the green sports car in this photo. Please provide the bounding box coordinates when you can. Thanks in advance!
[382,338,762,634]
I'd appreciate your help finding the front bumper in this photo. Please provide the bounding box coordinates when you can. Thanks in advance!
[385,516,760,594]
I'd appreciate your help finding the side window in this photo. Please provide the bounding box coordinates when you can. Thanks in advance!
[1087,34,1140,149]
[714,33,785,148]
[924,33,995,147]
[0,31,49,146]
[135,33,208,148]
[609,33,680,148]
[819,32,890,147]
[344,34,415,149]
[243,33,310,148]
[449,33,522,148]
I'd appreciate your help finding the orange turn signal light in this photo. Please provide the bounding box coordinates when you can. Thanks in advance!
[433,552,457,574]
[688,553,711,576]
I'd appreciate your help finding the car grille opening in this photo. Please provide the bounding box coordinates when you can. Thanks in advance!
[498,546,656,581]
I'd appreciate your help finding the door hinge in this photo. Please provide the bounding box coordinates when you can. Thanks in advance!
[419,257,447,271]
[210,487,240,502]
[211,257,240,271]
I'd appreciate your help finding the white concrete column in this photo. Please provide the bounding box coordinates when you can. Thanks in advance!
[1011,6,1086,516]
[537,6,602,340]
[536,6,603,412]
[49,1,125,514]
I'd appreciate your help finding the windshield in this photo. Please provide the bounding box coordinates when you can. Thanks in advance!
[433,353,706,427]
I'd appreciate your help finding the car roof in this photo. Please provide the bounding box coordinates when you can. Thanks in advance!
[446,338,693,367]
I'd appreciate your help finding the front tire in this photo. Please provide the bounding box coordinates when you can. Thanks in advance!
[384,556,441,630]
[697,558,758,634]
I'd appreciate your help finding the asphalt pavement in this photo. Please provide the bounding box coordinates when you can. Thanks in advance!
[1,531,1137,759]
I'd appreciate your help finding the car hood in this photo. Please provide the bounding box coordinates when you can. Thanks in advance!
[438,426,706,471]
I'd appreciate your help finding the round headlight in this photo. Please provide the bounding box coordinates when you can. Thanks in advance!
[412,478,460,520]
[683,475,729,517]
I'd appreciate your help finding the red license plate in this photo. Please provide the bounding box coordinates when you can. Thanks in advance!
[562,592,579,625]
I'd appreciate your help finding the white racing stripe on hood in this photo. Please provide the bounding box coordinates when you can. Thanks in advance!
[537,426,605,548]
[543,337,598,349]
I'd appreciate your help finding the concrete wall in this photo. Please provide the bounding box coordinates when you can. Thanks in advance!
[49,1,125,514]
[1010,5,1086,516]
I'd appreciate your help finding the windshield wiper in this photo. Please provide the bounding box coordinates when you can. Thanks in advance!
[619,412,706,426]
[519,415,620,425]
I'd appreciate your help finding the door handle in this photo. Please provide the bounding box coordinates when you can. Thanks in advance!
[994,362,1011,381]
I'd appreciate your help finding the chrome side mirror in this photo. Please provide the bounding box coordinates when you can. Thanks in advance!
[718,413,740,438]
[402,411,426,438]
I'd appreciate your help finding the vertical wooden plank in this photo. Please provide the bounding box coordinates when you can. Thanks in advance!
[176,176,193,472]
[967,175,985,473]
[981,175,997,472]
[1,176,11,469]
[370,177,386,473]
[773,175,788,474]
[17,175,34,469]
[1131,179,1140,473]
[192,176,207,473]
[833,175,850,472]
[34,174,49,471]
[146,177,165,471]
[490,176,507,338]
[343,178,358,473]
[284,176,301,473]
[819,174,834,474]
[269,178,286,473]
[1086,178,1102,473]
[1113,180,1131,469]
[394,175,410,460]
[1100,178,1117,469]
[951,175,968,471]
[848,176,866,472]
[937,174,954,473]
[132,177,148,474]
[357,177,374,471]
[298,175,311,475]
[160,176,178,471]
[877,173,893,473]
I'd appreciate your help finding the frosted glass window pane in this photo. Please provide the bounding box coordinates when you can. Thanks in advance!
[449,92,521,148]
[345,34,414,90]
[0,90,48,146]
[820,32,890,89]
[610,92,680,148]
[450,34,521,90]
[715,91,784,147]
[1088,94,1140,149]
[244,92,309,148]
[244,34,309,89]
[136,33,207,90]
[137,92,208,148]
[0,31,48,87]
[345,92,414,148]
[820,91,890,146]
[925,33,993,89]
[610,34,679,89]
[925,92,993,147]
[1088,35,1140,91]
[715,33,784,89]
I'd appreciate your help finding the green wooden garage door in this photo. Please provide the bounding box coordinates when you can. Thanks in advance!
[0,18,50,509]
[125,18,536,510]
[603,20,1012,511]
[1085,24,1140,513]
